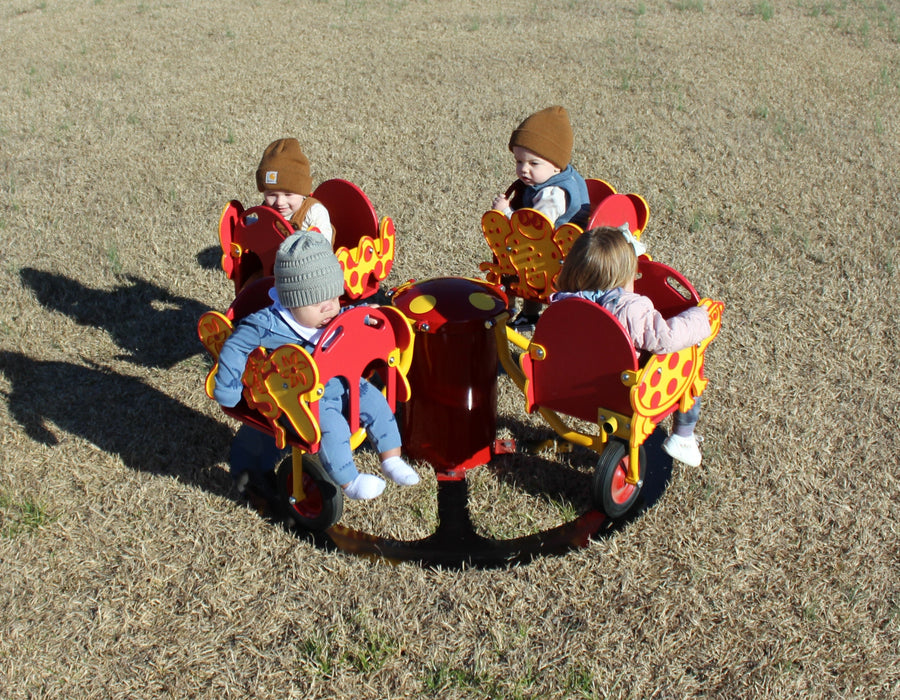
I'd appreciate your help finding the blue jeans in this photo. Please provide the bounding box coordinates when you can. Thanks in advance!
[229,423,288,481]
[316,377,402,486]
[673,396,701,436]
[228,377,401,486]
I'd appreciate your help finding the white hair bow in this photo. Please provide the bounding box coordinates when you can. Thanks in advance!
[617,223,646,257]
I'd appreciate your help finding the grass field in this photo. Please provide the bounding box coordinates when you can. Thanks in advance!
[1,0,898,697]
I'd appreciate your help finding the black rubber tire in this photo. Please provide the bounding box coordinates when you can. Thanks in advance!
[276,453,343,531]
[592,440,645,519]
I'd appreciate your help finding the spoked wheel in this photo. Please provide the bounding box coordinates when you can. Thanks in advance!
[592,440,645,519]
[276,454,343,531]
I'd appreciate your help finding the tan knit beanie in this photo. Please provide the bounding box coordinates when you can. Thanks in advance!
[255,138,312,196]
[508,106,573,169]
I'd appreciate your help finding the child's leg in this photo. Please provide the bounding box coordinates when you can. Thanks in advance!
[358,379,419,486]
[510,298,542,329]
[229,424,287,483]
[663,397,703,467]
[672,397,701,437]
[318,378,385,499]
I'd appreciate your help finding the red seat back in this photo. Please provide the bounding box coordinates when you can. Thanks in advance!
[523,297,639,422]
[312,179,379,252]
[310,305,412,433]
[225,276,276,322]
[313,179,394,302]
[586,193,649,234]
[585,178,616,207]
[634,259,700,320]
[219,202,292,294]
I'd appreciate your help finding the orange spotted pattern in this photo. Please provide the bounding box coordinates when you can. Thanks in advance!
[197,311,232,361]
[479,209,582,302]
[628,299,724,448]
[197,311,234,399]
[251,345,321,450]
[197,311,323,451]
[235,344,321,451]
[336,217,396,300]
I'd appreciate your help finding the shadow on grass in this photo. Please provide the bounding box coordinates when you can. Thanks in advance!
[196,245,223,271]
[0,351,234,497]
[491,415,674,516]
[0,353,672,567]
[9,266,675,566]
[19,268,212,370]
[316,418,675,569]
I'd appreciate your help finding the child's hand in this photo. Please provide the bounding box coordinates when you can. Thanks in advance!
[492,194,511,211]
[363,310,383,328]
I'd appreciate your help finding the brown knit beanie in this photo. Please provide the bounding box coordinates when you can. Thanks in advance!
[508,106,573,170]
[255,138,312,196]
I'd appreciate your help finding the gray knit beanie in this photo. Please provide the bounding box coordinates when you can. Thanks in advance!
[274,232,345,308]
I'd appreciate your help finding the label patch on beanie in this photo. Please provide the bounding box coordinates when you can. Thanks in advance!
[265,171,279,185]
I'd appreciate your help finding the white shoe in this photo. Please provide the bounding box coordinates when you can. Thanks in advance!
[662,433,702,467]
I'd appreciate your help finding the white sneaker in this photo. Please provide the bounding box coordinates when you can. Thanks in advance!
[662,433,702,467]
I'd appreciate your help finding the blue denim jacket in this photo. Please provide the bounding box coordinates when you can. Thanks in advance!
[213,305,315,408]
[213,304,403,485]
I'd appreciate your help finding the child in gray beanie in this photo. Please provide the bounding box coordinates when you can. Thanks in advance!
[214,232,418,500]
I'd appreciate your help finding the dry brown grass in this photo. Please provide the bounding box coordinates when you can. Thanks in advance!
[1,0,898,697]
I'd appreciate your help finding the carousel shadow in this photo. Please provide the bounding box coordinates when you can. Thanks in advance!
[19,268,211,369]
[12,266,672,567]
[490,415,674,517]
[288,424,675,569]
[0,351,234,496]
[491,415,594,506]
[317,481,608,569]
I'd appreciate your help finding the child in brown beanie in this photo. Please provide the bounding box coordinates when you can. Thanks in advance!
[491,106,591,329]
[256,138,334,243]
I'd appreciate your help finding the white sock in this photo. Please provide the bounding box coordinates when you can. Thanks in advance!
[342,474,385,500]
[380,456,420,486]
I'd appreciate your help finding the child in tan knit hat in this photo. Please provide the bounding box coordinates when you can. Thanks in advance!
[256,138,334,243]
[491,106,591,329]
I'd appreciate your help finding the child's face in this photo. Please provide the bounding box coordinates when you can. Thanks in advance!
[289,297,341,329]
[512,146,561,187]
[264,190,306,219]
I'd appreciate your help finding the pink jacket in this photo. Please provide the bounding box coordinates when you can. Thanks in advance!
[552,289,711,355]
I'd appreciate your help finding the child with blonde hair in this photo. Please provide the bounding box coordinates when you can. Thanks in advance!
[552,226,712,466]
